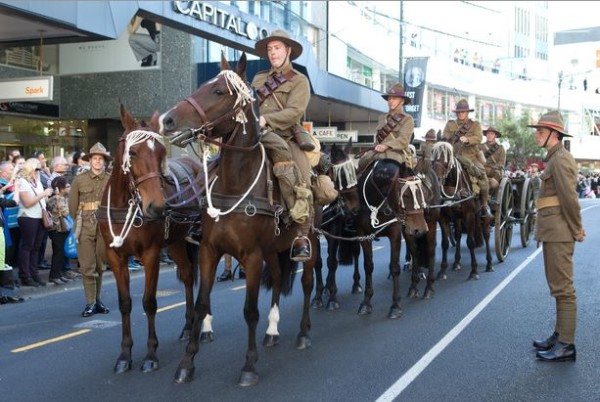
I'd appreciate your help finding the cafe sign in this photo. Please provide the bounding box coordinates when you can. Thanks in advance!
[0,76,53,102]
[313,126,358,143]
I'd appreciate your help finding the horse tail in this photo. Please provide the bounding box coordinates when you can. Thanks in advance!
[261,252,298,296]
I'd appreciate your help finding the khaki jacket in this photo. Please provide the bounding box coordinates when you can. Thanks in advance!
[480,141,506,178]
[68,169,109,223]
[443,118,483,163]
[535,143,582,242]
[375,109,414,166]
[251,64,310,138]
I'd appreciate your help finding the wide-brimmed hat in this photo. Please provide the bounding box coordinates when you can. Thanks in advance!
[82,142,112,162]
[527,110,571,137]
[530,163,539,168]
[453,99,474,113]
[483,126,502,137]
[381,83,412,104]
[425,128,437,141]
[254,29,303,61]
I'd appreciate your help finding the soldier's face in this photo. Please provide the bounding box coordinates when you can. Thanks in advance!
[456,111,468,120]
[266,40,291,68]
[387,97,403,110]
[534,127,552,147]
[486,132,496,142]
[90,155,105,171]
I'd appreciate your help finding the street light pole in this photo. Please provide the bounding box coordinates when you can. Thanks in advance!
[399,0,403,82]
[557,70,564,110]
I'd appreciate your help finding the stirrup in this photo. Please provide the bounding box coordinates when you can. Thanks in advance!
[290,235,311,262]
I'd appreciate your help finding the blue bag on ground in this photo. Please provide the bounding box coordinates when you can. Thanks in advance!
[64,229,77,259]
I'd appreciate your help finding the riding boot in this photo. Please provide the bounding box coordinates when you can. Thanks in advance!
[185,223,202,245]
[291,222,312,262]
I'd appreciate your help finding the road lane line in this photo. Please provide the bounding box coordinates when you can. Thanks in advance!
[11,329,92,353]
[156,301,186,313]
[375,246,543,402]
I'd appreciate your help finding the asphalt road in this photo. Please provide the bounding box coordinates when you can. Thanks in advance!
[1,199,599,402]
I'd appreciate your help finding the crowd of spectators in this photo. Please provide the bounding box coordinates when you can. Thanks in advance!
[576,172,599,199]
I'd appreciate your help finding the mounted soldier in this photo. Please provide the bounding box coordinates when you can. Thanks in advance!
[442,99,492,218]
[480,126,506,198]
[358,83,415,173]
[251,29,314,261]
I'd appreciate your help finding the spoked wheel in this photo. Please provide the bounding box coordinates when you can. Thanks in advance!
[519,178,535,248]
[495,177,514,262]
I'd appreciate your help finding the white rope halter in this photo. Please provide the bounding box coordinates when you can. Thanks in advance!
[432,142,462,198]
[218,70,255,127]
[107,129,164,248]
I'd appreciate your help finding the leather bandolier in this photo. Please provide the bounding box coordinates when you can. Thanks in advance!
[449,119,472,145]
[483,142,499,159]
[255,71,297,103]
[376,113,406,143]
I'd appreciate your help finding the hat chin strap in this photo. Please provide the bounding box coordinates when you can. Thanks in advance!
[541,131,553,148]
[274,47,291,70]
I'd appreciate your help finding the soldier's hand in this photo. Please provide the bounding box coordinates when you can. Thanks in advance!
[459,136,469,144]
[575,228,586,242]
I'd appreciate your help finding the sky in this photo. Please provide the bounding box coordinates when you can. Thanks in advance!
[548,1,600,32]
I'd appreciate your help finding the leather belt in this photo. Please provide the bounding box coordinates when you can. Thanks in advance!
[536,195,560,209]
[81,201,99,211]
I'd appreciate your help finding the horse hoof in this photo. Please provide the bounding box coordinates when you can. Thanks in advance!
[452,264,461,271]
[326,300,340,311]
[352,285,363,294]
[179,329,191,342]
[357,304,372,315]
[407,289,419,299]
[388,306,403,319]
[436,272,447,280]
[485,266,495,272]
[403,262,411,271]
[141,359,159,373]
[238,370,259,387]
[174,367,195,384]
[200,331,215,343]
[114,359,132,374]
[468,273,480,280]
[311,298,324,309]
[423,289,434,299]
[296,335,312,350]
[263,334,280,347]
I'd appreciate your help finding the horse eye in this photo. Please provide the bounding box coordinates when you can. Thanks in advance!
[214,88,224,96]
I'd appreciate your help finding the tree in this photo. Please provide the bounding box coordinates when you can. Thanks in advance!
[496,111,544,170]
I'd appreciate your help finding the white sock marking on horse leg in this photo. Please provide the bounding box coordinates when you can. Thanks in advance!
[200,314,213,334]
[266,305,280,336]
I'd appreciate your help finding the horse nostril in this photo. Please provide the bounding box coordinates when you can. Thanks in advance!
[163,116,175,131]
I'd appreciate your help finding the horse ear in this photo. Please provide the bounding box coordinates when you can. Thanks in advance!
[220,51,231,71]
[120,104,137,131]
[237,52,247,81]
[344,137,353,155]
[149,110,161,132]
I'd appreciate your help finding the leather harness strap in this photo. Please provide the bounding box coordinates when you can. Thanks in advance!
[376,113,405,143]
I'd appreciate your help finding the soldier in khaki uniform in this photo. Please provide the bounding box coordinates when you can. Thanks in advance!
[358,83,415,173]
[442,99,492,218]
[69,143,111,317]
[251,29,313,262]
[480,126,506,196]
[529,111,585,362]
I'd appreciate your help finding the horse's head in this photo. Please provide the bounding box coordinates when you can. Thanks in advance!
[363,161,428,237]
[116,104,167,219]
[159,52,256,148]
[431,141,455,184]
[329,139,361,214]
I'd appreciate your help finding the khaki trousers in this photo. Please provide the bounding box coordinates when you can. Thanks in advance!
[77,221,107,304]
[542,241,577,344]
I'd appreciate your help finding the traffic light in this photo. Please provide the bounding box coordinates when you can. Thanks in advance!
[564,139,571,151]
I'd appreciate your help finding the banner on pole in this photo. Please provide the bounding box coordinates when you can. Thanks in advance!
[403,57,429,128]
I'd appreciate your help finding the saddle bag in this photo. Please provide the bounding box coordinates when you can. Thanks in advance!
[312,174,338,206]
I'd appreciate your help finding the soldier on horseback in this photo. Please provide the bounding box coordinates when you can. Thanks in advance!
[480,126,506,200]
[442,99,493,218]
[357,83,415,173]
[251,29,314,262]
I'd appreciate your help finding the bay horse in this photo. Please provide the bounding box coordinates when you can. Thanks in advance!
[311,141,362,311]
[159,53,317,385]
[430,142,492,281]
[97,105,206,374]
[404,156,442,299]
[346,157,429,319]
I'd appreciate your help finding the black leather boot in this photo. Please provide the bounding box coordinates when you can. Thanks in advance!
[536,342,576,362]
[185,225,202,245]
[291,236,311,262]
[533,332,558,351]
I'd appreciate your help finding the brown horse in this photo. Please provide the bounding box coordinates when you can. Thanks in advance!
[345,157,429,319]
[311,141,362,311]
[430,142,492,281]
[97,105,206,375]
[159,53,316,385]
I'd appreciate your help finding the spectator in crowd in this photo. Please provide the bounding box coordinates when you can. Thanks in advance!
[6,149,21,163]
[14,158,54,287]
[0,191,21,304]
[216,254,246,282]
[47,155,69,188]
[32,151,51,190]
[0,161,20,275]
[47,176,73,285]
[66,151,88,184]
[69,143,111,317]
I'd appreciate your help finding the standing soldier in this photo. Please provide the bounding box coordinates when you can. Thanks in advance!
[529,111,585,362]
[480,126,506,198]
[358,83,415,173]
[442,99,492,218]
[69,143,112,317]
